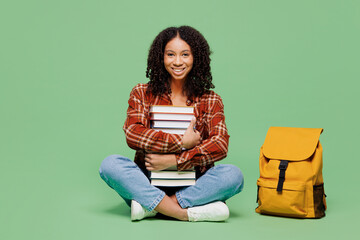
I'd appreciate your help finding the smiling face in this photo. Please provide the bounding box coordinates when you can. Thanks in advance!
[164,36,194,83]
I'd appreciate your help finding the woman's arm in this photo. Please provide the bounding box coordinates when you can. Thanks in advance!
[143,119,201,171]
[123,84,184,153]
[174,94,230,170]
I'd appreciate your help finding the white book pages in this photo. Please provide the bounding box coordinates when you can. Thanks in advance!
[153,128,186,135]
[150,171,196,179]
[151,112,194,121]
[150,105,194,114]
[151,120,190,129]
[151,179,196,187]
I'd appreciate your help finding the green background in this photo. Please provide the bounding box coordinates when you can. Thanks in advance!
[1,0,359,239]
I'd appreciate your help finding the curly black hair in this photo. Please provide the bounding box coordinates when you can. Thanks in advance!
[146,26,214,99]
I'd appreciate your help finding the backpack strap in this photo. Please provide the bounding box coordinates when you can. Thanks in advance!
[277,160,288,192]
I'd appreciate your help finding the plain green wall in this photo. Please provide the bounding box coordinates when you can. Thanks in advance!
[1,0,359,239]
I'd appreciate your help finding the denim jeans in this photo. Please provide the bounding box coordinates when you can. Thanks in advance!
[99,154,244,211]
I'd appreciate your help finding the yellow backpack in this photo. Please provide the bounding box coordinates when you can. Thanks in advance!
[256,127,327,218]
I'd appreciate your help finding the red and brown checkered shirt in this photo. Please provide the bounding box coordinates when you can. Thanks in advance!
[123,83,230,173]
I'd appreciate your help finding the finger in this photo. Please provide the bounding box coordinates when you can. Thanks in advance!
[145,154,153,162]
[187,117,196,130]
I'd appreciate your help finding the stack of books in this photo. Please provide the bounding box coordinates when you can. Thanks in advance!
[150,166,196,187]
[149,105,195,135]
[149,105,196,187]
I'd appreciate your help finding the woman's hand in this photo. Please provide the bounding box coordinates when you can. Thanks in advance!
[181,118,201,149]
[145,153,177,171]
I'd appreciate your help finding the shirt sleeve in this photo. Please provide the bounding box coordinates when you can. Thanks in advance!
[175,95,230,170]
[123,85,183,153]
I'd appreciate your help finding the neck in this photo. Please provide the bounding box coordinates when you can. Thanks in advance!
[170,79,185,96]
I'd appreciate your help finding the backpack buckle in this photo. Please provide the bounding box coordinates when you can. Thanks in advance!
[278,160,288,170]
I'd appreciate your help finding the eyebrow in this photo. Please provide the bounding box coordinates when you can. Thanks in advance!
[165,49,191,53]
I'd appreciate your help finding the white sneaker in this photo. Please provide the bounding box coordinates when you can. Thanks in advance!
[187,201,230,222]
[131,200,157,221]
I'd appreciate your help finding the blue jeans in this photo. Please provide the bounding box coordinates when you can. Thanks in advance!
[99,155,244,211]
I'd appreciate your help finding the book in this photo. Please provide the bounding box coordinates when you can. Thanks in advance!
[154,128,186,135]
[149,164,196,187]
[150,105,194,114]
[151,120,191,129]
[150,179,196,187]
[151,112,194,121]
[150,170,196,179]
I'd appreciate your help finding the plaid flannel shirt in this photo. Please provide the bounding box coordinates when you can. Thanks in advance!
[123,83,230,173]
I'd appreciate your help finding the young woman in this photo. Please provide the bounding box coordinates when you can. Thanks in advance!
[99,26,244,221]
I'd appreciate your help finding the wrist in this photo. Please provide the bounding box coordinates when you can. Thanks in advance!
[181,140,187,149]
[173,154,180,169]
[170,154,178,168]
[181,137,187,149]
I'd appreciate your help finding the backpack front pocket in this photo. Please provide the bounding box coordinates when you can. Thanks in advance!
[256,179,307,218]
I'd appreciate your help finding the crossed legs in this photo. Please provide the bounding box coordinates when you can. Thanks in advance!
[99,154,244,221]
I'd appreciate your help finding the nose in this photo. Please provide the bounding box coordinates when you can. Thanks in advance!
[174,55,183,66]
